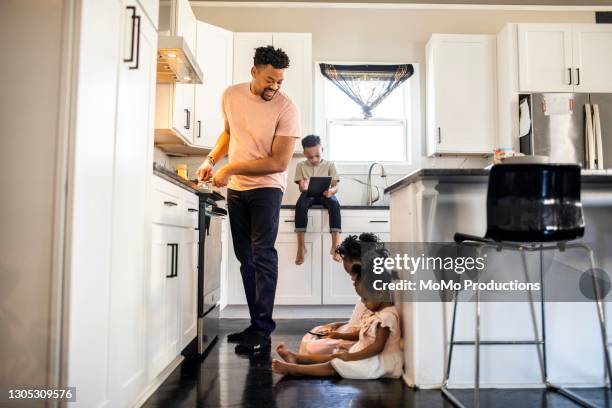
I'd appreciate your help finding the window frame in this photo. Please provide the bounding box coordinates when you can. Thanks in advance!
[314,60,421,173]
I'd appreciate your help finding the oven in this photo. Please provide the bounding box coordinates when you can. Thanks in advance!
[184,194,226,358]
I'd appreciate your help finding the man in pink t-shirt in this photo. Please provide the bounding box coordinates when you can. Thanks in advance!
[197,46,301,354]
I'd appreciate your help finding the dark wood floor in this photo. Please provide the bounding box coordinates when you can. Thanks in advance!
[143,319,611,408]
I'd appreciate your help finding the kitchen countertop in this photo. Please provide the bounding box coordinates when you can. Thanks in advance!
[384,168,612,194]
[281,204,389,210]
[153,162,199,194]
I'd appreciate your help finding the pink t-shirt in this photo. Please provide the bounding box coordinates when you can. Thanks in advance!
[222,83,301,192]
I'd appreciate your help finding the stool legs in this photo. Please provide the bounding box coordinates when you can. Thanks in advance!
[441,242,610,408]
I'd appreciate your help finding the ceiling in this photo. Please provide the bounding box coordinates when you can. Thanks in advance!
[192,0,612,6]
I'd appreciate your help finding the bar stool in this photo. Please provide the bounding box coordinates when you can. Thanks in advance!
[441,163,612,408]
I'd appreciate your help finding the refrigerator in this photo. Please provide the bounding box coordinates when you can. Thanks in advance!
[519,93,612,169]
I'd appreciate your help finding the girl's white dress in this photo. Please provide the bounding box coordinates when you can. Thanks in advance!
[330,306,403,379]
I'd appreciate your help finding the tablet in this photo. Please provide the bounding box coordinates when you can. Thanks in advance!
[306,176,332,197]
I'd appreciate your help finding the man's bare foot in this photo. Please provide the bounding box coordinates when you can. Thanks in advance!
[276,342,297,363]
[272,359,295,375]
[295,245,307,265]
[331,247,342,262]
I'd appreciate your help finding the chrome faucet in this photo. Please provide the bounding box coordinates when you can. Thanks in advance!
[366,162,387,206]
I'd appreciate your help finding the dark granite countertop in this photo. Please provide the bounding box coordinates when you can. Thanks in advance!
[153,163,226,203]
[153,163,199,194]
[384,168,612,195]
[281,204,389,210]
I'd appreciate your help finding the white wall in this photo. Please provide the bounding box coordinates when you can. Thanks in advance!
[0,0,67,396]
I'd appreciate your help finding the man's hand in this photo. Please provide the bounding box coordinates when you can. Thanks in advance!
[211,165,231,187]
[196,159,213,181]
[323,189,334,198]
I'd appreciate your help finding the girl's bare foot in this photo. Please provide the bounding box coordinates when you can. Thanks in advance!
[331,247,342,262]
[295,245,307,265]
[276,342,297,363]
[272,359,295,375]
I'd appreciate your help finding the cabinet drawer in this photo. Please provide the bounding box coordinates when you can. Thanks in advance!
[278,209,322,233]
[152,176,184,226]
[322,210,390,233]
[183,192,199,229]
[152,188,183,226]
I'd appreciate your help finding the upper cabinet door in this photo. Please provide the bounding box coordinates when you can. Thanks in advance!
[233,33,273,84]
[193,22,233,148]
[572,24,612,93]
[173,83,194,143]
[272,33,313,149]
[518,24,573,92]
[175,0,197,53]
[427,35,497,156]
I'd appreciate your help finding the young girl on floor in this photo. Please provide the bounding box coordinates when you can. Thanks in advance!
[298,233,381,355]
[274,255,402,380]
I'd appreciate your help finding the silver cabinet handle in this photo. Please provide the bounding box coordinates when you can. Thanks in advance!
[369,220,389,223]
[187,208,198,212]
[284,219,295,223]
[163,201,178,206]
[568,68,572,85]
[437,127,441,144]
[576,68,581,86]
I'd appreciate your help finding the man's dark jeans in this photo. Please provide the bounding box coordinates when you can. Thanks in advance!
[295,193,341,232]
[227,187,283,335]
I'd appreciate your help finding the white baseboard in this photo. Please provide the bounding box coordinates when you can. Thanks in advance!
[131,355,184,408]
[221,304,354,319]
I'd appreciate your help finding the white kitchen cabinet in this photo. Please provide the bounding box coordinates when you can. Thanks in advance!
[137,0,159,29]
[67,0,161,405]
[272,33,313,143]
[193,21,233,148]
[233,33,273,84]
[517,24,573,93]
[149,176,199,379]
[572,24,612,93]
[176,0,197,55]
[426,34,497,156]
[517,23,612,93]
[155,82,194,144]
[233,32,312,152]
[226,209,390,306]
[275,232,322,304]
[180,228,198,349]
[322,232,390,305]
[227,231,322,305]
[321,210,390,305]
[149,225,181,379]
[107,2,157,405]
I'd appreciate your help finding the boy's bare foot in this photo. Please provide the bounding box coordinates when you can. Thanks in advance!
[295,245,307,265]
[331,247,342,262]
[276,342,297,363]
[272,359,294,375]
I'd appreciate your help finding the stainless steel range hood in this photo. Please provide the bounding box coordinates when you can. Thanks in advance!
[157,35,203,84]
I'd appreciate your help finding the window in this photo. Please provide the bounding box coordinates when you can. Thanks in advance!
[322,70,411,163]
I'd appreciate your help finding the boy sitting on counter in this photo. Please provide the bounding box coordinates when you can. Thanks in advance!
[294,135,342,265]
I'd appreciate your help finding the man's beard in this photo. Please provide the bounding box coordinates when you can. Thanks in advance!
[261,88,278,101]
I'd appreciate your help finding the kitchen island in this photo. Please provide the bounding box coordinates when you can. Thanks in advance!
[384,168,612,389]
